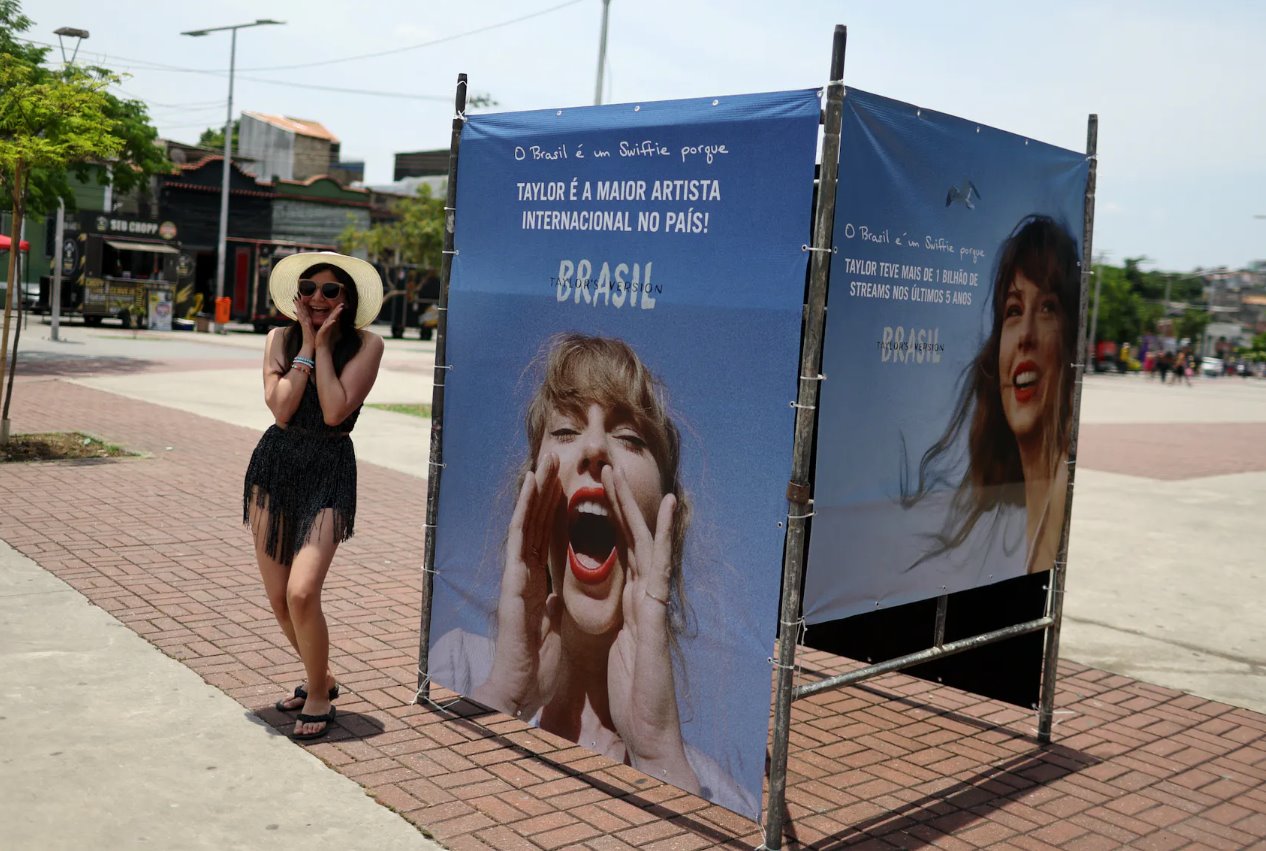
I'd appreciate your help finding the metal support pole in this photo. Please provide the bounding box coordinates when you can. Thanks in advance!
[214,29,237,334]
[761,25,846,851]
[1037,114,1097,744]
[51,199,65,342]
[795,616,1054,701]
[933,594,948,646]
[593,0,611,105]
[417,73,468,703]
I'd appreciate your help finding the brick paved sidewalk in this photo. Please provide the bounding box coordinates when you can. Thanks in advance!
[2,376,1264,850]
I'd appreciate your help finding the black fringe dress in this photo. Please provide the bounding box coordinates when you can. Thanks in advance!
[242,379,361,567]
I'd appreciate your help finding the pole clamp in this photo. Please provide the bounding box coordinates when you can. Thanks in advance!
[786,480,811,503]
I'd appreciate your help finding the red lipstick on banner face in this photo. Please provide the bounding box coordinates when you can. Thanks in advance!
[566,486,617,585]
[1012,359,1039,403]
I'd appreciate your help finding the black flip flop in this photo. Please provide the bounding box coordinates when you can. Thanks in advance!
[274,683,341,713]
[291,706,336,741]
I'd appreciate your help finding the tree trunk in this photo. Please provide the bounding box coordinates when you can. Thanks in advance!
[0,161,25,443]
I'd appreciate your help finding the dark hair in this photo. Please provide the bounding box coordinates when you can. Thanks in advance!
[282,261,364,374]
[901,215,1080,565]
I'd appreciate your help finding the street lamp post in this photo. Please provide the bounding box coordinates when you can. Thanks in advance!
[50,27,91,344]
[181,19,283,333]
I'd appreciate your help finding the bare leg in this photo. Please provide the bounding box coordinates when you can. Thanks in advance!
[288,509,340,737]
[250,496,334,711]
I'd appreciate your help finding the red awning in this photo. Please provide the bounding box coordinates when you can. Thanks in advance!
[0,234,30,252]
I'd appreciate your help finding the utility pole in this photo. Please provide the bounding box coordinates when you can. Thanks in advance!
[593,0,611,105]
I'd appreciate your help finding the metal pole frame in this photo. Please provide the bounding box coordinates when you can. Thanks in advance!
[762,72,1095,845]
[1037,114,1097,743]
[416,73,469,704]
[760,24,846,851]
[788,118,1097,728]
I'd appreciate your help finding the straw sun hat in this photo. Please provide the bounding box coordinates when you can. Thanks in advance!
[269,251,384,330]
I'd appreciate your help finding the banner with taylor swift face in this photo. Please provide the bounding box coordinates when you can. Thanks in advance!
[804,88,1089,625]
[427,90,820,817]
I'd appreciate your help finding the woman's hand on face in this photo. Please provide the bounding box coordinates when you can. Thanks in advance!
[292,297,317,345]
[604,466,696,790]
[314,303,344,349]
[475,453,563,717]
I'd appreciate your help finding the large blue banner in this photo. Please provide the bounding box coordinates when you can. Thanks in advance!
[805,88,1089,625]
[427,90,820,817]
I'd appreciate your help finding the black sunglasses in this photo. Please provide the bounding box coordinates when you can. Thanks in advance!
[297,279,345,299]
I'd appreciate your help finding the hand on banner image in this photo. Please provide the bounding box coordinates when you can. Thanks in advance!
[470,334,699,795]
[473,453,564,718]
[603,466,696,788]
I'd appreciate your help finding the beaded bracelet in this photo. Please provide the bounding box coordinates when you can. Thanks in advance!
[290,362,312,377]
[292,355,316,370]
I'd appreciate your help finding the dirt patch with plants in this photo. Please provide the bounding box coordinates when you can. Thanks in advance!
[0,432,136,463]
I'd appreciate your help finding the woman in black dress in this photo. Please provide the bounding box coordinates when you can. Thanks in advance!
[243,252,384,740]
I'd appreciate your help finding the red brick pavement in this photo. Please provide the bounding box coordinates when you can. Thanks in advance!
[1077,422,1266,480]
[3,375,1266,850]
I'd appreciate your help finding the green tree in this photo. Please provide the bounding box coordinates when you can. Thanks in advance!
[1174,309,1210,346]
[0,0,168,439]
[1090,263,1149,344]
[198,119,240,155]
[339,183,445,268]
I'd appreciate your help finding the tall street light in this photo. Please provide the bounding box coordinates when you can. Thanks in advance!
[50,26,91,344]
[181,19,284,333]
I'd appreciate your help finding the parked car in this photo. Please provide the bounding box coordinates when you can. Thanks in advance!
[1199,356,1224,378]
[0,280,40,310]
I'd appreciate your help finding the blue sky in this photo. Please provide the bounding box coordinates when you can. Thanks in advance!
[29,0,1266,272]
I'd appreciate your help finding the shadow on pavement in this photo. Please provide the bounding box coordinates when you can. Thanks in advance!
[251,706,388,742]
[811,750,1084,848]
[422,699,758,849]
[11,352,163,377]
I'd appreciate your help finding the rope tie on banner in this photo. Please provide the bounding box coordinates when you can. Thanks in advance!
[801,244,838,254]
[429,460,447,470]
[788,499,815,521]
[789,401,815,410]
[768,618,806,675]
[443,206,456,211]
[1028,704,1077,736]
[454,111,467,122]
[433,363,453,370]
[800,373,825,382]
[413,673,462,711]
[781,616,807,647]
[442,249,460,256]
